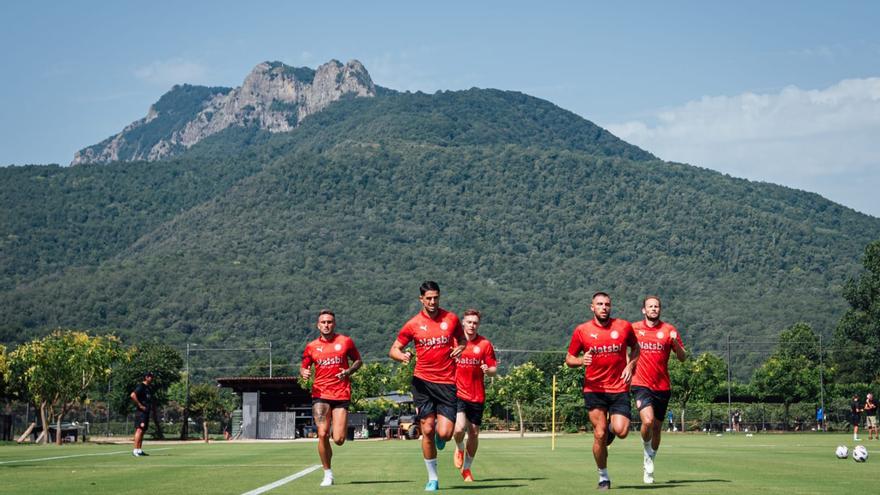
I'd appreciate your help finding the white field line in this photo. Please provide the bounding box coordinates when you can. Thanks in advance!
[0,447,172,465]
[241,465,322,495]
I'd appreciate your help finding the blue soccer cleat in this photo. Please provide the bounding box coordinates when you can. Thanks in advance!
[425,479,439,491]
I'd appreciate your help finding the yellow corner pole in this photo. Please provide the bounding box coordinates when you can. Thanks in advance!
[552,374,557,450]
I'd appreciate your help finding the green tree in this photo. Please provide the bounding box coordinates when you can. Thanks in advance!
[0,344,10,400]
[496,362,544,437]
[9,330,119,445]
[752,322,821,427]
[670,352,725,431]
[187,383,227,442]
[832,240,880,384]
[109,341,184,439]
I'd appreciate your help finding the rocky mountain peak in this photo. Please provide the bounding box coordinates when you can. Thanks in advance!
[72,59,376,165]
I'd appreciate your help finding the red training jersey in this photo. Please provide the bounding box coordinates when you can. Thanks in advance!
[301,333,361,401]
[455,335,497,404]
[568,318,637,393]
[631,320,684,391]
[396,308,464,384]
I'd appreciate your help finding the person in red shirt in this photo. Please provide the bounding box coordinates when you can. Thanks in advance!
[300,309,363,487]
[451,309,497,483]
[565,292,639,491]
[630,296,686,484]
[389,281,465,492]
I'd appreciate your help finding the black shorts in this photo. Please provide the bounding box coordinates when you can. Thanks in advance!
[457,398,485,426]
[631,386,672,421]
[584,391,631,419]
[851,414,861,425]
[136,410,150,431]
[412,376,457,423]
[313,398,350,410]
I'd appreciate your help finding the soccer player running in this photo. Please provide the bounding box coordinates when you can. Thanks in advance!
[566,292,639,490]
[390,281,465,492]
[630,296,686,484]
[452,309,497,483]
[300,309,363,487]
[130,371,154,457]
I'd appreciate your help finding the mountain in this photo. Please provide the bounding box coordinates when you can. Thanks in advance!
[71,59,376,164]
[2,62,879,379]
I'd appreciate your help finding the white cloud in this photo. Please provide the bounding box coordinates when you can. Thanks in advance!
[134,58,209,86]
[604,78,880,217]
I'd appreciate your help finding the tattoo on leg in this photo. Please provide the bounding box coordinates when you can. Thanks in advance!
[314,404,330,424]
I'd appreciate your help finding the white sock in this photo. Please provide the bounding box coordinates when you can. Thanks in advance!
[643,440,652,452]
[598,468,609,482]
[425,458,438,481]
[455,440,465,451]
[463,453,474,470]
[133,448,138,454]
[323,469,333,479]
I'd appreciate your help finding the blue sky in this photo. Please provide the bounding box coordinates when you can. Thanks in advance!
[2,1,879,216]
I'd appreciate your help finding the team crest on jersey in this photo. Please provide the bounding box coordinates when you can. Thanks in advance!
[610,331,619,339]
[473,346,481,355]
[657,331,665,339]
[440,322,449,331]
[671,331,677,339]
[334,344,342,351]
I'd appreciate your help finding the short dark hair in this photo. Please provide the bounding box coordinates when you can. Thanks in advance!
[591,291,610,302]
[419,280,440,295]
[643,295,661,308]
[462,309,481,319]
[318,309,335,319]
[144,371,155,378]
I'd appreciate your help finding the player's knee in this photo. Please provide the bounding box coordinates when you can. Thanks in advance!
[617,428,630,439]
[333,436,345,446]
[317,429,330,441]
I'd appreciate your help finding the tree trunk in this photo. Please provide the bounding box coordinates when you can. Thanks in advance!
[39,402,49,445]
[55,413,63,446]
[680,407,686,432]
[516,400,524,438]
[203,418,209,443]
[151,404,164,439]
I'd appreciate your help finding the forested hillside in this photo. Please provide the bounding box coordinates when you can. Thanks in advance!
[1,88,878,376]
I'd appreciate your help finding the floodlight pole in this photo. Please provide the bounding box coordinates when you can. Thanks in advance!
[726,334,732,433]
[269,341,273,378]
[819,334,825,430]
[182,342,191,440]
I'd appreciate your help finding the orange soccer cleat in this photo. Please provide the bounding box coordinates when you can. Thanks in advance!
[461,469,474,482]
[454,448,464,469]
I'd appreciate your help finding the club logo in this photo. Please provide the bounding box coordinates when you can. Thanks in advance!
[440,322,449,331]
[611,331,619,339]
[473,346,481,355]
[334,344,342,351]
[657,332,665,339]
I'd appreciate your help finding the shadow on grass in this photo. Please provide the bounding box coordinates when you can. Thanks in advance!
[348,480,412,485]
[478,477,547,482]
[617,479,732,490]
[449,484,527,490]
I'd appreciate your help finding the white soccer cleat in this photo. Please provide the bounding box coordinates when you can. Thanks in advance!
[643,452,655,475]
[643,470,654,484]
[320,476,334,487]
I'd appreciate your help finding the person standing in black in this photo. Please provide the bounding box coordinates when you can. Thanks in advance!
[130,372,154,457]
[851,394,862,442]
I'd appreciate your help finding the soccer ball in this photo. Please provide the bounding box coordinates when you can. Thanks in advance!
[852,445,868,463]
[835,445,849,459]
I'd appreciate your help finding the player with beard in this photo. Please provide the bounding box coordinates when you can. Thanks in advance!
[566,292,639,490]
[390,281,465,492]
[451,309,497,482]
[630,296,686,484]
[301,310,363,487]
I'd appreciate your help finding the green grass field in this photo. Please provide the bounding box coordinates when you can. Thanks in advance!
[1,433,875,494]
